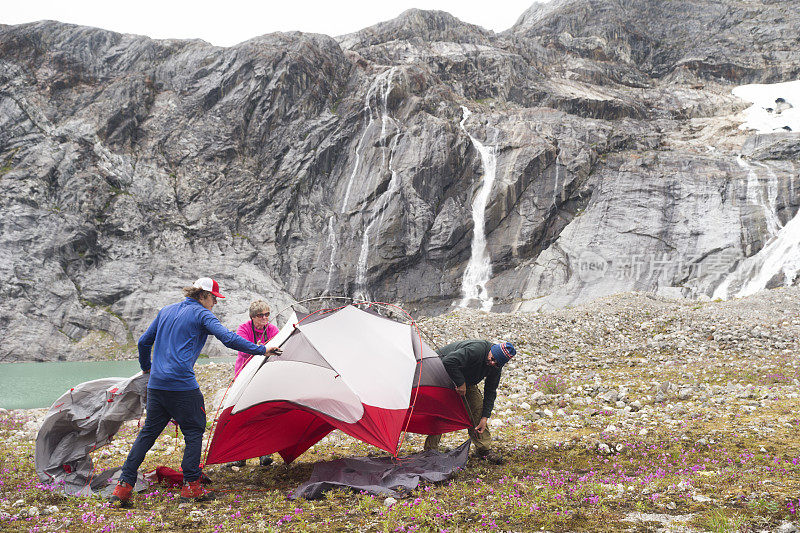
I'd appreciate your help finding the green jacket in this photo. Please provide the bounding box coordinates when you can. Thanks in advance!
[437,340,500,419]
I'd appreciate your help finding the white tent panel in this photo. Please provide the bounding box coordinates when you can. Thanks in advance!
[221,311,299,411]
[221,355,265,410]
[232,360,364,423]
[298,306,416,410]
[266,311,298,349]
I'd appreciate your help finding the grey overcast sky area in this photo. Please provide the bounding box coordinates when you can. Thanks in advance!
[2,0,547,47]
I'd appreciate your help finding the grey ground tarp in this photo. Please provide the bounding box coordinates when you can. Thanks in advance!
[290,440,471,499]
[35,373,150,496]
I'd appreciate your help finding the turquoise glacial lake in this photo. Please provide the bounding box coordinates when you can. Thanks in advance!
[0,357,235,410]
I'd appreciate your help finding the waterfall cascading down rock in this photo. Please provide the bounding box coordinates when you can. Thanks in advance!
[742,157,782,237]
[713,159,800,299]
[326,67,398,297]
[552,151,561,208]
[355,135,401,300]
[4,3,800,362]
[355,68,400,300]
[457,106,498,312]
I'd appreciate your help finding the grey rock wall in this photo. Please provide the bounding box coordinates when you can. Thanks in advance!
[1,0,800,361]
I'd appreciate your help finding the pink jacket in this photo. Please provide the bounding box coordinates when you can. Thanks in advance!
[234,320,279,377]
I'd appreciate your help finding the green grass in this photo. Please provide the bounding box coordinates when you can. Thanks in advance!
[4,410,800,532]
[5,339,800,532]
[693,508,747,532]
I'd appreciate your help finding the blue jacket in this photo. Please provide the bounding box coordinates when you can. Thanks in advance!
[138,297,266,391]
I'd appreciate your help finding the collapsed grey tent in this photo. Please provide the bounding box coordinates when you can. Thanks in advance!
[35,373,149,495]
[291,440,471,499]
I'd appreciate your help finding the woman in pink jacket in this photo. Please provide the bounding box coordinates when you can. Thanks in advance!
[234,300,280,377]
[231,299,280,467]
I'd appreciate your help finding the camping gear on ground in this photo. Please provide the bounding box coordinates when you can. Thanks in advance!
[205,304,472,465]
[34,373,150,495]
[34,302,473,497]
[149,466,212,487]
[290,439,471,499]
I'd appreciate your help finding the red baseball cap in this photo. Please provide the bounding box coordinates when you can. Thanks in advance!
[192,277,225,298]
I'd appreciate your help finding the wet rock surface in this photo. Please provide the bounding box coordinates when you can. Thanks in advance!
[2,1,800,361]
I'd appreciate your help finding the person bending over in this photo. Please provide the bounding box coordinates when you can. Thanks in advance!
[424,340,516,465]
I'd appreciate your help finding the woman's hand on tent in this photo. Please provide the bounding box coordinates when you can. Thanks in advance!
[267,347,282,356]
[474,417,488,434]
[455,383,466,396]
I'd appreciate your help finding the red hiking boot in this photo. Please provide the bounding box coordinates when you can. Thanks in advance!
[179,479,216,503]
[109,481,133,507]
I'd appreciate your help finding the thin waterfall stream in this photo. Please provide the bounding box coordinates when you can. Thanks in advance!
[354,69,400,299]
[324,67,398,295]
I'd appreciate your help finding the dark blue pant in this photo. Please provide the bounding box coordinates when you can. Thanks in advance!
[120,388,206,486]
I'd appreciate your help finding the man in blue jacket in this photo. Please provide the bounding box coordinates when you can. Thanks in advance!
[110,277,279,506]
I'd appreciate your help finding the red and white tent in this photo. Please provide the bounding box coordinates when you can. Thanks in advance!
[205,305,472,464]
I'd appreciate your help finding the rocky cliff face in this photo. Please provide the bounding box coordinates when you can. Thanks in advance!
[1,0,799,361]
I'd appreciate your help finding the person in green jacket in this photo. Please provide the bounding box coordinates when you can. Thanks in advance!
[424,340,515,465]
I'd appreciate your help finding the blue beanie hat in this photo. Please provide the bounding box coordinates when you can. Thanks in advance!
[490,342,516,368]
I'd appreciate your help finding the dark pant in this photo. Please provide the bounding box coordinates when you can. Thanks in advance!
[120,388,206,486]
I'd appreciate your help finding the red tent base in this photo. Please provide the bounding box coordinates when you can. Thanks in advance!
[206,386,472,465]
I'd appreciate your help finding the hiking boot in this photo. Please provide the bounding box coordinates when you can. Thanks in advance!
[109,481,133,507]
[226,460,246,468]
[424,446,452,454]
[179,480,216,503]
[259,455,274,467]
[477,449,505,465]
